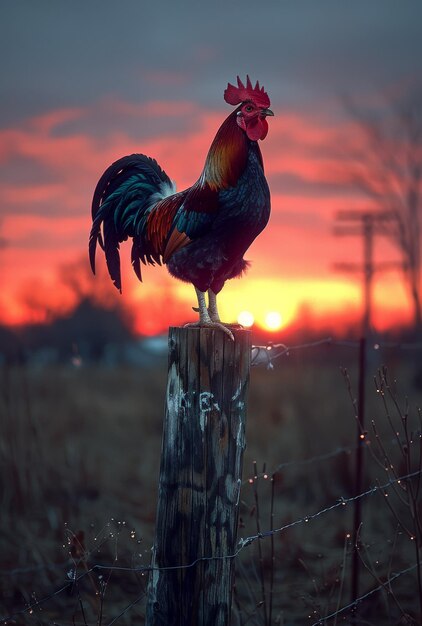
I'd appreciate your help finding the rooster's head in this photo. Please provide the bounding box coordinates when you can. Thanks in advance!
[224,75,273,141]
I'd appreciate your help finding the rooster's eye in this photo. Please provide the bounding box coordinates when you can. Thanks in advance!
[245,105,253,112]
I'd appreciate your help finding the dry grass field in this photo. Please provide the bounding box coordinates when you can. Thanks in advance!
[1,341,421,625]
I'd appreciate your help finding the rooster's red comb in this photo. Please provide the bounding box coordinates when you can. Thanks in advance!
[224,75,270,109]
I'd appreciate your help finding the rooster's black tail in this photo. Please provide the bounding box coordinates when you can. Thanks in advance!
[89,154,175,292]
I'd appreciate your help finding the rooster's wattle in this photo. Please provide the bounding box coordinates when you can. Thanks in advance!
[89,76,273,338]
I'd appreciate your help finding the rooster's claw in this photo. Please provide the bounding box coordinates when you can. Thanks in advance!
[184,321,235,341]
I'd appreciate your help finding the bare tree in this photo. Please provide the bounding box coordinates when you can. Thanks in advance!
[341,87,422,331]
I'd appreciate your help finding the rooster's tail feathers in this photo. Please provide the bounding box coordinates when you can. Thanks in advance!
[89,154,176,291]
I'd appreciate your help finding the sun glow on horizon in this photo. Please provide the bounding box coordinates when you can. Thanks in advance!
[237,310,254,327]
[237,309,286,331]
[0,260,413,335]
[264,311,283,331]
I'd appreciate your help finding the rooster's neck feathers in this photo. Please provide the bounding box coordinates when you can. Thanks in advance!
[200,109,251,191]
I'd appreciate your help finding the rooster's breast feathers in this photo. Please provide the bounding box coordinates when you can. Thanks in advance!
[146,110,252,260]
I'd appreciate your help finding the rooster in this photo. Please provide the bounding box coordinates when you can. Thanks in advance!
[89,76,273,339]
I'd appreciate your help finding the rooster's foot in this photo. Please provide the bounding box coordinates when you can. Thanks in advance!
[192,305,232,325]
[184,320,235,341]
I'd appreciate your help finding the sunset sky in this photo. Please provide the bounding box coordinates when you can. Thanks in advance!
[1,1,421,335]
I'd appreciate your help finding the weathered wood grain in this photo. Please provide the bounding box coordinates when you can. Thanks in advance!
[146,326,251,626]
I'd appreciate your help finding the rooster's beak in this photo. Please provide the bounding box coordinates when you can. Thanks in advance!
[261,108,274,117]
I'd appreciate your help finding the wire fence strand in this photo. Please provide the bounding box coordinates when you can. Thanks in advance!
[2,468,420,624]
[0,446,355,578]
[3,335,422,624]
[251,336,422,367]
[310,563,418,625]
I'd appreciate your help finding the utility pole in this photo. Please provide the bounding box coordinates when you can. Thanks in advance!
[334,210,392,335]
[334,209,401,334]
[362,215,373,337]
[334,209,400,608]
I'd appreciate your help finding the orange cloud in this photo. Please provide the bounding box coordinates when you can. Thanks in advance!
[0,183,67,206]
[3,214,88,244]
[0,98,415,334]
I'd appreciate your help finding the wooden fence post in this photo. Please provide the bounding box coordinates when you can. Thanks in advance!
[146,326,251,626]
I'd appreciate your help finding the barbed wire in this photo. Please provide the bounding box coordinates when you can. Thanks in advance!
[251,336,422,368]
[242,445,354,485]
[102,562,419,626]
[310,562,418,625]
[3,338,422,623]
[236,468,421,550]
[2,468,420,624]
[105,561,419,626]
[251,337,337,367]
[0,446,355,579]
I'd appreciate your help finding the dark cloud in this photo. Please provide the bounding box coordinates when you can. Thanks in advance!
[1,0,421,127]
[0,156,56,186]
[47,99,200,140]
[268,173,361,199]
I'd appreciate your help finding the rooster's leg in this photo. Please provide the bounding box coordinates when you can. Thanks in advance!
[196,287,212,323]
[207,289,221,322]
[185,287,234,340]
[208,289,244,330]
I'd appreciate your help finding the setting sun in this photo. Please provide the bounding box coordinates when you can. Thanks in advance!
[237,311,255,327]
[264,311,283,331]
